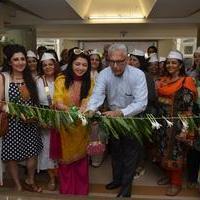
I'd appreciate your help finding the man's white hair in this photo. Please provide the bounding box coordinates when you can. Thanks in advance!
[108,43,128,56]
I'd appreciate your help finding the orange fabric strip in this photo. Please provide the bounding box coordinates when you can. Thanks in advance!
[157,77,197,99]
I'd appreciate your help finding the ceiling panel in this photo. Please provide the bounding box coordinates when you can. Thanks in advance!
[66,0,156,19]
[88,0,144,18]
[10,0,81,20]
[149,0,200,18]
[4,0,200,26]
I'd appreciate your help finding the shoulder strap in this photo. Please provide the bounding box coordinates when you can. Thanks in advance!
[41,76,52,106]
[3,72,10,102]
[42,75,48,87]
[0,74,5,101]
[0,72,9,102]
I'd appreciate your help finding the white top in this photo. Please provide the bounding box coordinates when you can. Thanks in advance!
[36,77,54,106]
[36,77,57,171]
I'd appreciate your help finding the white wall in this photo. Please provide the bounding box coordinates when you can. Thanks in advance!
[37,23,198,55]
[37,24,197,39]
[60,39,78,50]
[158,39,176,57]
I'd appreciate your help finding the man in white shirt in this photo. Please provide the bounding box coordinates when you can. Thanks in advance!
[87,43,148,197]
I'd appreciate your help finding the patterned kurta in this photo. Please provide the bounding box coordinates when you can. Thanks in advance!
[156,76,197,167]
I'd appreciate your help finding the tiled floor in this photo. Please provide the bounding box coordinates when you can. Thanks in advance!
[0,156,200,199]
[89,155,164,186]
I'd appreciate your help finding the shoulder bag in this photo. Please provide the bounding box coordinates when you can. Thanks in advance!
[0,73,9,137]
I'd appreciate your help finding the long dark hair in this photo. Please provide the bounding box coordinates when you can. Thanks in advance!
[63,52,91,101]
[5,44,39,105]
[131,54,147,72]
[66,47,79,64]
[27,56,40,75]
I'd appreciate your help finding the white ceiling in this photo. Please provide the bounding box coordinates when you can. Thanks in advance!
[2,0,200,26]
[65,0,156,19]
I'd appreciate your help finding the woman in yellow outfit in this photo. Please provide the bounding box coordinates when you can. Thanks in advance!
[53,49,93,195]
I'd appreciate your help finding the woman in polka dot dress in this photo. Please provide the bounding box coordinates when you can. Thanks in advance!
[0,44,43,192]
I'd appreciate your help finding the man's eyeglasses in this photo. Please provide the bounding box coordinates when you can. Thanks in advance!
[109,59,126,66]
[73,48,89,55]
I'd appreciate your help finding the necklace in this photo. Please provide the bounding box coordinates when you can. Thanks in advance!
[11,74,24,83]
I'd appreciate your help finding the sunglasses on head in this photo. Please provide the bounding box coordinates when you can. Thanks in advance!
[73,48,89,55]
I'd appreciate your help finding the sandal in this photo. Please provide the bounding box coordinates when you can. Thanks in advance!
[14,186,23,192]
[23,181,42,193]
[134,167,145,180]
[157,176,170,185]
[166,185,181,196]
[47,182,56,191]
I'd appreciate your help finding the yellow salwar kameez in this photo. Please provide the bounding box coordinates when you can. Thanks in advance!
[53,75,93,195]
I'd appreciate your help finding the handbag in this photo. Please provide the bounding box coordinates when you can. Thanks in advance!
[87,123,106,156]
[87,140,106,156]
[0,73,9,137]
[0,111,8,137]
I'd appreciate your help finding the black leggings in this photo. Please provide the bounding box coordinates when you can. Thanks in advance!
[187,148,200,183]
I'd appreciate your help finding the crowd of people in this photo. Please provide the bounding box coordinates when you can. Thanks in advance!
[0,42,200,197]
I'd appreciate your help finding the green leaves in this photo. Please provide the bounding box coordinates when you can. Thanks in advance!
[187,116,197,131]
[6,102,199,144]
[101,117,119,139]
[99,116,153,144]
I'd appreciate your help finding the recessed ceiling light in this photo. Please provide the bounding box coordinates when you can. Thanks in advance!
[88,15,145,20]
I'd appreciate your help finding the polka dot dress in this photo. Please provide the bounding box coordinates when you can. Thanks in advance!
[1,82,43,161]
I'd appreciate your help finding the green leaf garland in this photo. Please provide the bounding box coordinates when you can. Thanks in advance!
[5,102,200,143]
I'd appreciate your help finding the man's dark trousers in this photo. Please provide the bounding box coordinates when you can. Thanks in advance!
[110,134,142,197]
